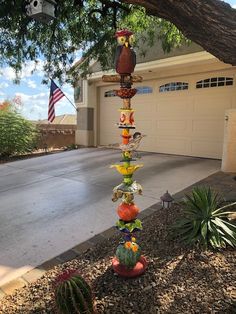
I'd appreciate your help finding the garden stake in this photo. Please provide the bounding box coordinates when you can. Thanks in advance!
[103,29,147,277]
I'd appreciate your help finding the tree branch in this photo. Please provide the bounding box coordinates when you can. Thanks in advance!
[121,0,236,65]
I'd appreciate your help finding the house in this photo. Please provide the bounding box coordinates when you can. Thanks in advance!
[74,39,236,171]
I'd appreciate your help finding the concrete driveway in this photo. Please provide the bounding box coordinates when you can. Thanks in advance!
[0,148,220,284]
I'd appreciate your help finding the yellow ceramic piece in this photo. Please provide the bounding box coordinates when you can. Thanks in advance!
[118,109,134,112]
[110,164,143,175]
[122,129,130,137]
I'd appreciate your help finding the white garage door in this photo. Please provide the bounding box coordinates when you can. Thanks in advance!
[99,74,235,159]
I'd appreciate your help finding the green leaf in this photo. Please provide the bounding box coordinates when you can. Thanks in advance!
[201,221,208,240]
[116,219,143,232]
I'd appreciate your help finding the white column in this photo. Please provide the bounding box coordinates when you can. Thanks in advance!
[222,109,236,172]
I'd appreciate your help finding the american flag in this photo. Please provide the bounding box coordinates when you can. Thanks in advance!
[48,80,65,122]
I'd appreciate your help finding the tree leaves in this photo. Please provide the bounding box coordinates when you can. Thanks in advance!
[0,0,188,84]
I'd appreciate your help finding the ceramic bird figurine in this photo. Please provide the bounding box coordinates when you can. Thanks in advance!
[115,29,136,77]
[119,132,146,152]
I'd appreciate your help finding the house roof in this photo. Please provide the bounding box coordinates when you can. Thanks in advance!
[37,114,76,125]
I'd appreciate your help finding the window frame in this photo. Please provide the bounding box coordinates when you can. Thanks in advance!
[159,82,189,93]
[196,77,234,89]
[136,86,153,95]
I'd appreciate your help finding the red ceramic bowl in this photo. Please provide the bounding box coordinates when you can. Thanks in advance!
[116,88,137,99]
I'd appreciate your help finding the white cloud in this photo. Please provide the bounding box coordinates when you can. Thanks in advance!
[16,91,48,120]
[0,60,44,82]
[0,82,9,88]
[27,79,37,89]
[0,67,16,81]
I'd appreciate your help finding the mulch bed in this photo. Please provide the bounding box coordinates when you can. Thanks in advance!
[0,204,235,314]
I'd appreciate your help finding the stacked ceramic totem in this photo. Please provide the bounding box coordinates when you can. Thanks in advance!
[103,29,147,277]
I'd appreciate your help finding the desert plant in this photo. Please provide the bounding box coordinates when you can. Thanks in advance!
[0,109,38,157]
[172,186,236,249]
[55,270,94,314]
[116,241,141,268]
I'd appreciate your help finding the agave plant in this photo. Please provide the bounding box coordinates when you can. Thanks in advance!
[173,186,236,249]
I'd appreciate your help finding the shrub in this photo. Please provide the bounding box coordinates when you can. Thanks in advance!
[55,269,94,314]
[172,186,236,249]
[0,109,38,157]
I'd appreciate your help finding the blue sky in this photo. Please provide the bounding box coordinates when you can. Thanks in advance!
[0,0,236,121]
[0,61,76,121]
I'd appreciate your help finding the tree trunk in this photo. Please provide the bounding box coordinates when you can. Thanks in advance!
[122,0,236,65]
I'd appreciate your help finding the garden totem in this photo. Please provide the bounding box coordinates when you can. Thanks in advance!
[102,30,147,277]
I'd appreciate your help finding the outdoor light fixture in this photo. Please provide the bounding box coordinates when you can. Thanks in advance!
[160,190,174,209]
[26,0,56,23]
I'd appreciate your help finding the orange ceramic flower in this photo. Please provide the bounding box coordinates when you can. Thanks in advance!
[132,244,138,252]
[124,241,132,249]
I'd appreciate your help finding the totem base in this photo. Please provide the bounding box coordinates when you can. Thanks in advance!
[112,256,147,278]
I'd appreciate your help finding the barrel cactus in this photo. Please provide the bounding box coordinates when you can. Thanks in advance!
[54,269,94,314]
[116,241,141,268]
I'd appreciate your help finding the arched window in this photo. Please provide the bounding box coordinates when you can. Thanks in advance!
[159,82,188,93]
[196,77,233,89]
[136,86,153,94]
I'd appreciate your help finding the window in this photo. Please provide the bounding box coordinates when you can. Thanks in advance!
[159,82,188,93]
[196,77,233,89]
[104,90,116,97]
[136,86,153,94]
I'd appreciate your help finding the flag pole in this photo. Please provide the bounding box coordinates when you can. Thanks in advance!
[63,93,78,111]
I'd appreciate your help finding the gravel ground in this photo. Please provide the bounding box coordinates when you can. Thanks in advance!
[0,204,235,314]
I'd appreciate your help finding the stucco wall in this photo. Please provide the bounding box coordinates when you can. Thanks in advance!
[89,41,203,73]
[37,124,76,149]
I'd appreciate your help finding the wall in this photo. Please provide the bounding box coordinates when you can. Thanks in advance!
[37,124,76,149]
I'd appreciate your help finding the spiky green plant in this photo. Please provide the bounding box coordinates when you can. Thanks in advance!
[172,186,236,249]
[55,270,94,314]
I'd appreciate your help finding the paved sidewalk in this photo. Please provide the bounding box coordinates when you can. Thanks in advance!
[0,170,235,298]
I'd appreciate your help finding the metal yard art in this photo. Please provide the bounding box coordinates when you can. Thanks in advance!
[102,30,147,277]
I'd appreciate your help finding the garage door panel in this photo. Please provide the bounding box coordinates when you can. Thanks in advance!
[157,100,192,117]
[134,119,156,135]
[134,104,156,120]
[99,132,120,145]
[192,120,224,139]
[193,96,232,116]
[157,119,190,137]
[156,137,189,155]
[100,104,118,118]
[102,119,118,130]
[138,136,156,152]
[191,140,222,158]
